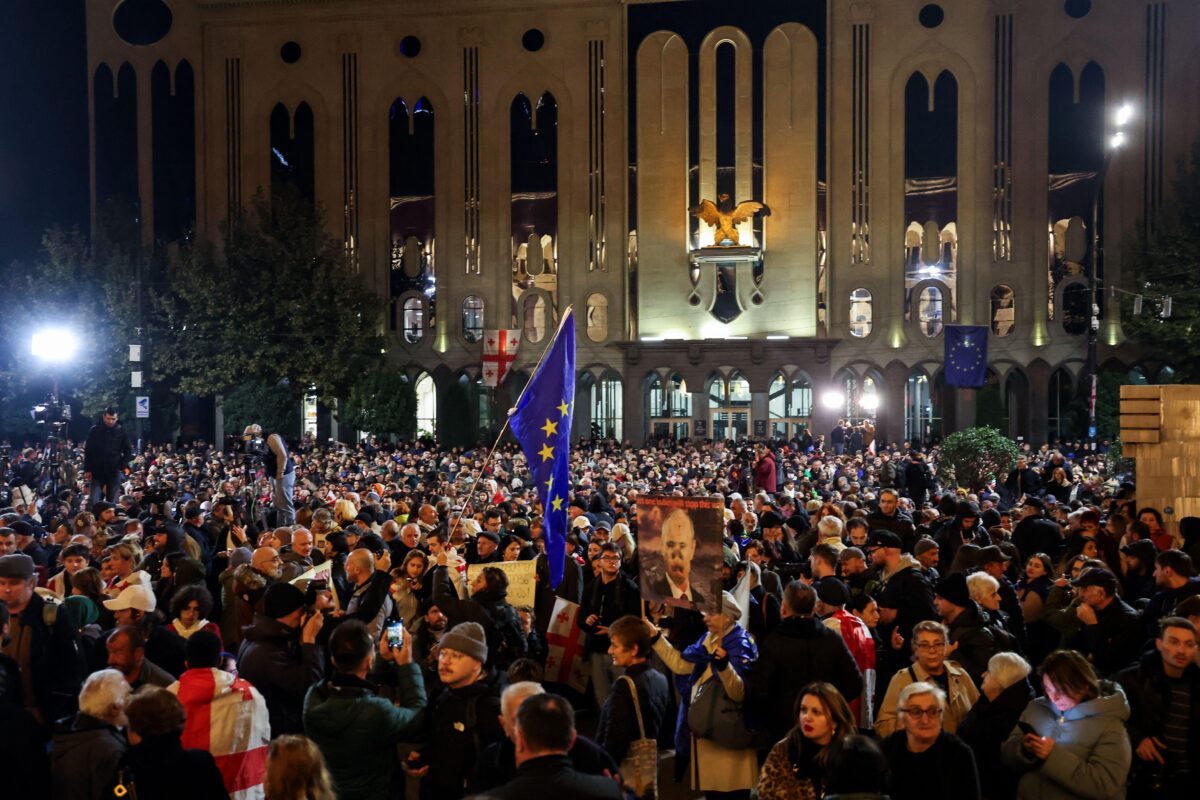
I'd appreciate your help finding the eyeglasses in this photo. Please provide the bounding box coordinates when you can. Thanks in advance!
[600,554,621,562]
[915,641,946,651]
[901,706,943,719]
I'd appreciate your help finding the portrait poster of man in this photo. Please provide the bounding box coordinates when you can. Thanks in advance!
[637,495,723,614]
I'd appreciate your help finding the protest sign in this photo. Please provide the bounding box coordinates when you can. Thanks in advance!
[466,559,537,607]
[637,495,724,614]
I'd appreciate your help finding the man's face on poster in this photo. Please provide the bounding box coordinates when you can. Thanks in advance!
[662,511,697,587]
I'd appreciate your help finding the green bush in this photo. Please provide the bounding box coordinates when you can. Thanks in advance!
[938,426,1020,492]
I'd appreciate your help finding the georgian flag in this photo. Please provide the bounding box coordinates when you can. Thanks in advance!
[482,329,521,387]
[545,598,589,693]
[170,668,271,800]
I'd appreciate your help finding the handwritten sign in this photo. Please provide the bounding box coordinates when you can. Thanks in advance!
[466,560,537,607]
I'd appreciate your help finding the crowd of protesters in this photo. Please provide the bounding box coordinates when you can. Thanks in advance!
[1,407,1199,800]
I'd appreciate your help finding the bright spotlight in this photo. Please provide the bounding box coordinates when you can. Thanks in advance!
[1115,103,1134,127]
[860,393,880,411]
[1110,131,1126,150]
[821,390,845,410]
[31,329,78,363]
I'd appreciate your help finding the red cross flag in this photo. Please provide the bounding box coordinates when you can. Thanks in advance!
[545,597,589,693]
[482,329,521,387]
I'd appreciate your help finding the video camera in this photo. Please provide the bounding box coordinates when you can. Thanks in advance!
[31,397,71,426]
[144,481,176,507]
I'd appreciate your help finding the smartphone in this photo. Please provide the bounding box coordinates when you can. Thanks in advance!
[1017,721,1038,737]
[386,621,404,649]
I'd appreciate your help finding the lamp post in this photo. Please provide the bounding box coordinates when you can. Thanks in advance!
[1087,102,1133,451]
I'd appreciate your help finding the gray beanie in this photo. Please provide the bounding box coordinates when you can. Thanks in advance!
[440,621,488,664]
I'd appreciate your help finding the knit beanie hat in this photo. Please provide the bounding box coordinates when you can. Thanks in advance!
[934,573,972,608]
[439,621,488,664]
[262,582,306,619]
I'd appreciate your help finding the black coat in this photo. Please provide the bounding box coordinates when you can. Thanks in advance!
[957,679,1034,800]
[1066,595,1144,677]
[579,572,642,654]
[487,754,622,800]
[422,674,505,800]
[865,508,917,552]
[946,601,1009,686]
[83,421,132,475]
[51,712,128,800]
[1115,651,1200,774]
[15,591,85,724]
[1011,515,1064,564]
[236,613,323,736]
[934,518,991,573]
[881,730,980,800]
[745,616,863,742]
[595,661,671,763]
[118,734,229,800]
[468,734,617,795]
[431,566,527,669]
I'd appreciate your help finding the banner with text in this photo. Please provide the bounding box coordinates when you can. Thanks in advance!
[466,559,537,608]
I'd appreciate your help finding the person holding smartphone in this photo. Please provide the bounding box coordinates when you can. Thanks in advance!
[303,619,425,800]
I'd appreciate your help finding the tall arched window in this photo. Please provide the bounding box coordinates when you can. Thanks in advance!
[462,296,484,342]
[415,373,437,436]
[523,294,546,342]
[709,371,751,441]
[1047,369,1075,440]
[918,286,944,337]
[1062,283,1088,335]
[270,102,315,204]
[849,288,873,338]
[586,293,609,342]
[589,372,623,439]
[389,96,436,332]
[768,373,813,438]
[402,298,424,344]
[991,285,1015,336]
[905,370,941,444]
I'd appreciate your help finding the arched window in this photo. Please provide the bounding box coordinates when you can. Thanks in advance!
[402,298,424,344]
[523,294,546,343]
[586,293,609,342]
[1062,283,1088,335]
[462,296,484,342]
[588,372,623,439]
[709,371,751,441]
[768,373,813,438]
[415,373,437,436]
[849,288,872,337]
[918,286,944,337]
[1047,369,1075,440]
[905,370,941,444]
[991,285,1015,336]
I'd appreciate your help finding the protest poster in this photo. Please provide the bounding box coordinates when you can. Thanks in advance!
[466,560,537,607]
[637,494,724,614]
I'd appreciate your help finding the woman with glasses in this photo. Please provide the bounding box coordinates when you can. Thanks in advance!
[881,681,980,800]
[874,620,978,737]
[1001,649,1131,799]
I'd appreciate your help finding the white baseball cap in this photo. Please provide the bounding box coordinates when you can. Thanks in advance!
[103,584,157,613]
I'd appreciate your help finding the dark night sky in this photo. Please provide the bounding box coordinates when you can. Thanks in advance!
[0,0,89,269]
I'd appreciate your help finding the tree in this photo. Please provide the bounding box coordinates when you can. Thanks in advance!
[938,426,1020,492]
[221,378,300,439]
[1123,138,1200,380]
[153,189,386,401]
[341,369,416,440]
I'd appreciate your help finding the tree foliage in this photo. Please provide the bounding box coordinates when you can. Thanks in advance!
[342,369,416,439]
[938,426,1020,492]
[221,379,300,439]
[1124,138,1200,381]
[153,189,385,401]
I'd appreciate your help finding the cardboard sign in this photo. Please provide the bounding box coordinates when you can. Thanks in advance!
[636,495,724,614]
[466,559,537,607]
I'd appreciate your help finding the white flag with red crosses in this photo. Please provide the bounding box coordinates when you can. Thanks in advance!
[482,329,521,387]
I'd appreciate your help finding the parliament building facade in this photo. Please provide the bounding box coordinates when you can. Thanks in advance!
[86,0,1200,445]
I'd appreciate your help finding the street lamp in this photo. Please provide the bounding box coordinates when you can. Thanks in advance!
[1087,101,1133,449]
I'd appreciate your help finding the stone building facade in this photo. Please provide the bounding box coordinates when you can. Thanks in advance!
[86,0,1200,445]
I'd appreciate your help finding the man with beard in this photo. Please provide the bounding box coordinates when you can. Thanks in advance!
[650,509,706,610]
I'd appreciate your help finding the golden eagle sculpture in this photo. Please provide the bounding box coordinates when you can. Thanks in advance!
[690,193,771,246]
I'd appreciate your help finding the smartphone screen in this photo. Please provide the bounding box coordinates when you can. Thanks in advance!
[386,622,404,649]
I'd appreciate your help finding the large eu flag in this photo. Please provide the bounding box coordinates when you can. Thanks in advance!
[944,325,989,387]
[509,308,576,588]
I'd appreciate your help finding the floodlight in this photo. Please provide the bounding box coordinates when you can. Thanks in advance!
[1110,131,1126,150]
[821,390,846,410]
[1115,103,1134,127]
[860,393,880,411]
[31,329,78,363]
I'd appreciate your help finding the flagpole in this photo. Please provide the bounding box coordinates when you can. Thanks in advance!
[448,306,574,542]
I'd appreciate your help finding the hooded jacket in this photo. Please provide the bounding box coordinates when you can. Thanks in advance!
[958,677,1034,800]
[1001,681,1132,800]
[236,613,322,736]
[231,564,272,634]
[422,672,505,800]
[876,554,938,649]
[946,600,1011,686]
[51,712,128,800]
[303,664,426,800]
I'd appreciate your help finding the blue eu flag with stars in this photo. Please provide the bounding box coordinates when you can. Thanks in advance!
[944,325,989,388]
[510,308,576,588]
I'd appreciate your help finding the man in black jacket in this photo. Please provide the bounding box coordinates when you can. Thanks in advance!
[1011,498,1064,564]
[934,501,990,573]
[745,581,863,744]
[934,573,1010,686]
[490,692,621,800]
[1115,617,1200,794]
[431,562,527,671]
[83,407,132,505]
[866,489,917,553]
[579,543,642,709]
[236,582,325,736]
[1067,567,1144,677]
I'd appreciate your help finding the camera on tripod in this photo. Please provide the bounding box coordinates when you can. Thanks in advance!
[144,482,175,507]
[31,396,71,426]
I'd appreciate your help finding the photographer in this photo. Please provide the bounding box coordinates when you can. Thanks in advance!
[83,407,132,505]
[242,424,295,527]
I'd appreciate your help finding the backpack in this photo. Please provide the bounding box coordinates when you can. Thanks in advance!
[479,602,526,669]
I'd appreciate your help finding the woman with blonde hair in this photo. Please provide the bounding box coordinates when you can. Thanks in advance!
[264,735,336,800]
[332,497,358,528]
